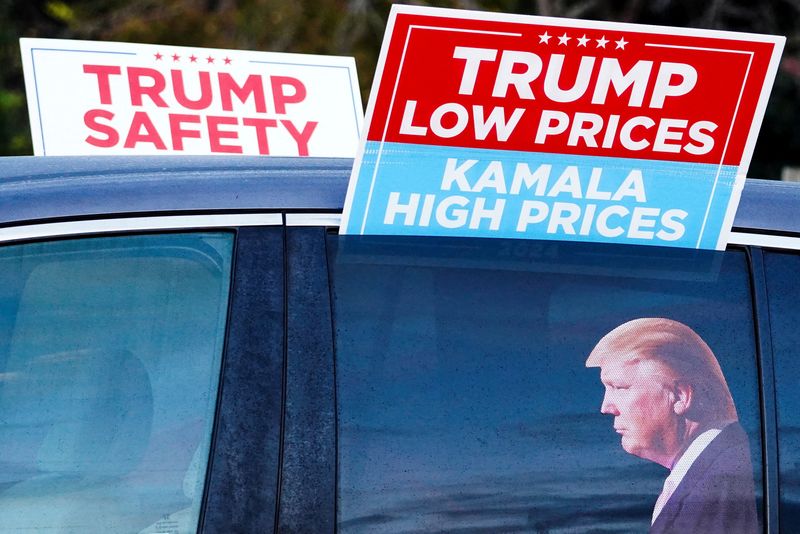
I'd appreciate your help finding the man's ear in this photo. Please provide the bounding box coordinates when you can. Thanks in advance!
[673,381,693,415]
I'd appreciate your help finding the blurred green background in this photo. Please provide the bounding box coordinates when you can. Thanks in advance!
[2,0,798,179]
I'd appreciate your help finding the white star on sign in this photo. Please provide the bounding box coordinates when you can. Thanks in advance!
[577,34,589,47]
[596,36,609,48]
[558,32,571,45]
[615,37,629,50]
[539,31,551,44]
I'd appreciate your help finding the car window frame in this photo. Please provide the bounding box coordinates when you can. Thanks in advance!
[0,214,287,534]
[316,227,798,534]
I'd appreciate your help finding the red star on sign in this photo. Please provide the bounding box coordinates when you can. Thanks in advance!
[154,52,163,60]
[206,56,215,64]
[224,57,232,65]
[189,54,198,63]
[172,53,180,62]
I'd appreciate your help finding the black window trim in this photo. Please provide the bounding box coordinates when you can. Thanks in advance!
[200,226,286,533]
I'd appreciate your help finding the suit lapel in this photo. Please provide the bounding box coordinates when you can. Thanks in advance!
[649,424,742,533]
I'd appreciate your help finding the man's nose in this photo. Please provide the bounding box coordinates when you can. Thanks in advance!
[600,393,619,416]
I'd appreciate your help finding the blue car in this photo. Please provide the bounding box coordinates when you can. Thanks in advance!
[0,155,797,533]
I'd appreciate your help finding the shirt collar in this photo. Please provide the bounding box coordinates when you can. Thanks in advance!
[666,426,724,487]
[651,426,724,525]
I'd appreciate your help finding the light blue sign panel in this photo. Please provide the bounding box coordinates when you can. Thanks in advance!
[343,142,739,250]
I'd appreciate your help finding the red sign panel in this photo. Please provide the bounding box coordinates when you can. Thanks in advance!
[367,10,781,167]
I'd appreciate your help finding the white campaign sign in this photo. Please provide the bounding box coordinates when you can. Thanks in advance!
[20,38,363,157]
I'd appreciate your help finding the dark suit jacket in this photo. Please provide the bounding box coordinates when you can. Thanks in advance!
[650,423,758,534]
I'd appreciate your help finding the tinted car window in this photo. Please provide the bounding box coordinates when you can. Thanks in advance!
[0,232,233,534]
[329,236,762,533]
[763,251,800,528]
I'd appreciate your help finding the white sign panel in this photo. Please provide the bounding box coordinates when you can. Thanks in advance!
[20,38,363,157]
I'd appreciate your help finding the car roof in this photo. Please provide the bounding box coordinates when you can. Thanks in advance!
[0,155,798,235]
[0,155,351,226]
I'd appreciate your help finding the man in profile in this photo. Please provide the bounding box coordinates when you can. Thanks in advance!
[586,318,757,533]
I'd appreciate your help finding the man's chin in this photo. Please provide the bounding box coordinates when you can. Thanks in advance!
[620,436,641,457]
[620,438,658,463]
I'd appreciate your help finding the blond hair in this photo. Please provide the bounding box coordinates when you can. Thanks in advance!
[586,318,737,422]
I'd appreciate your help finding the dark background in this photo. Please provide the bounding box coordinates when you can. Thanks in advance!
[2,0,798,179]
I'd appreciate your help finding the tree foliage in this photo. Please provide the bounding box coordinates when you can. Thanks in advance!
[1,0,798,177]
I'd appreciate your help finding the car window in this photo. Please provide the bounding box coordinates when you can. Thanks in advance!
[328,236,762,533]
[763,250,800,528]
[0,232,233,534]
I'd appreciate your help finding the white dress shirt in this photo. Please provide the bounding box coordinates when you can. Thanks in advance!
[651,427,723,524]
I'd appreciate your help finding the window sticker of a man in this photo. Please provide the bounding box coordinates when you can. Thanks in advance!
[586,317,758,534]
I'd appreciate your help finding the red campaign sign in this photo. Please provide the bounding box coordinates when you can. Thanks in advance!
[366,8,783,168]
